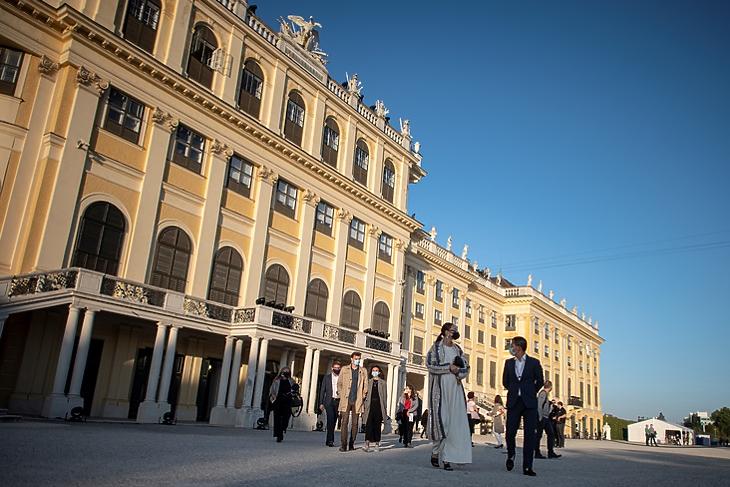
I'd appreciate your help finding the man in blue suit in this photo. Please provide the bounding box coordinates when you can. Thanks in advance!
[502,336,544,477]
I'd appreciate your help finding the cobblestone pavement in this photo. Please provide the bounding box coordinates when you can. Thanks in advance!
[1,421,729,486]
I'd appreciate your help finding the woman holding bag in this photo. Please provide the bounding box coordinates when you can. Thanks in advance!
[362,364,388,452]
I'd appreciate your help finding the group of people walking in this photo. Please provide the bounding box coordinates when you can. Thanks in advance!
[269,323,563,477]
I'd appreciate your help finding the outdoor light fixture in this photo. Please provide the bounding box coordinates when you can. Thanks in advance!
[274,303,285,310]
[265,300,276,307]
[284,306,295,313]
[255,297,266,305]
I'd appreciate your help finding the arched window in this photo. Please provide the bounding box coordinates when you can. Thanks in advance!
[340,290,361,330]
[264,264,289,305]
[187,25,217,88]
[321,117,340,167]
[208,247,243,306]
[304,278,329,321]
[353,139,369,185]
[238,59,264,118]
[381,159,396,203]
[150,227,192,292]
[122,0,161,53]
[72,202,126,275]
[283,91,305,146]
[373,302,390,334]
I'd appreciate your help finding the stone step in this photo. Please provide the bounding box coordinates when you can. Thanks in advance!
[0,414,22,423]
[0,408,8,415]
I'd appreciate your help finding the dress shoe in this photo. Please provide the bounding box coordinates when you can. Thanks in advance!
[348,443,355,451]
[326,442,334,447]
[443,462,453,471]
[431,455,439,468]
[339,446,347,452]
[506,456,514,471]
[548,453,562,459]
[534,453,547,459]
[524,468,537,476]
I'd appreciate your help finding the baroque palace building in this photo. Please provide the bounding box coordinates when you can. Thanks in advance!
[0,0,603,436]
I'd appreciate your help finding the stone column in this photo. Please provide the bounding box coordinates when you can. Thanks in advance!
[242,336,260,410]
[242,168,278,305]
[292,190,319,314]
[360,224,382,331]
[125,109,178,281]
[401,266,415,349]
[396,155,410,211]
[279,349,290,371]
[221,28,245,105]
[265,62,287,133]
[251,338,270,415]
[226,338,244,409]
[305,92,326,156]
[35,67,108,270]
[300,346,314,412]
[328,209,352,323]
[41,305,82,418]
[442,284,452,325]
[369,137,384,193]
[0,55,59,273]
[160,0,194,72]
[157,325,180,408]
[389,363,401,418]
[137,322,168,423]
[190,143,231,296]
[67,308,97,403]
[209,336,234,425]
[390,240,407,341]
[341,116,357,176]
[424,275,436,350]
[307,349,321,414]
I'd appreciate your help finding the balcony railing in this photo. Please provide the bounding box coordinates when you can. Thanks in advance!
[408,353,425,366]
[0,268,400,356]
[568,396,584,408]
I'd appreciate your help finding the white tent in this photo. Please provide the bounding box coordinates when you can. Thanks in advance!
[627,418,695,445]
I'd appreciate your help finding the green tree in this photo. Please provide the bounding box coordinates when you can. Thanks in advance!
[711,407,730,442]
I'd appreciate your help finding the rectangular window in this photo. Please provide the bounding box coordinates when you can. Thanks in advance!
[534,318,540,335]
[491,310,497,328]
[464,324,471,340]
[568,356,573,366]
[451,288,459,308]
[123,0,160,53]
[534,341,540,353]
[477,329,484,344]
[226,154,253,197]
[378,233,393,261]
[171,124,205,173]
[504,338,512,351]
[434,309,442,325]
[477,357,484,386]
[555,350,560,361]
[544,345,549,358]
[594,386,598,405]
[413,336,424,355]
[544,324,550,340]
[104,87,145,144]
[555,330,560,344]
[415,302,424,319]
[568,337,573,350]
[315,201,334,235]
[490,334,496,348]
[435,280,443,301]
[489,361,496,388]
[505,314,516,331]
[478,306,485,323]
[452,316,459,326]
[274,179,298,218]
[349,218,365,249]
[416,270,425,294]
[465,299,472,317]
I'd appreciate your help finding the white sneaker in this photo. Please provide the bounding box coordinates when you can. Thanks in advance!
[375,444,380,452]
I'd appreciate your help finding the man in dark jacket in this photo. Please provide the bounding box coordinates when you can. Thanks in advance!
[318,360,342,447]
[502,336,544,477]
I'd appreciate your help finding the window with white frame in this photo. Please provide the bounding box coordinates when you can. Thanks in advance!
[274,179,298,218]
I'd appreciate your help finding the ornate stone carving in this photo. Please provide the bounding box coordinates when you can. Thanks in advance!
[210,139,233,157]
[367,224,381,238]
[399,118,411,138]
[336,208,352,223]
[256,165,278,183]
[302,188,320,206]
[8,270,78,297]
[345,72,363,97]
[151,107,179,132]
[374,100,389,118]
[394,238,407,251]
[38,55,59,75]
[75,65,108,95]
[278,15,328,65]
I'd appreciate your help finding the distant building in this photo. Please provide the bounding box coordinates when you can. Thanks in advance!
[628,418,694,445]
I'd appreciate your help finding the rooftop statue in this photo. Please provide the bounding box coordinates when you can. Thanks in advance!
[400,118,411,137]
[485,267,491,279]
[374,100,389,118]
[537,280,543,292]
[345,72,363,97]
[413,141,421,154]
[527,274,533,287]
[279,15,328,64]
[446,235,453,251]
[549,290,554,300]
[429,226,437,242]
[461,244,469,260]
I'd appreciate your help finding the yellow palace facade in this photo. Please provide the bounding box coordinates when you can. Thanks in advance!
[0,0,603,436]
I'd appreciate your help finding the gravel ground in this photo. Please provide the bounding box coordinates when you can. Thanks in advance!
[1,421,729,486]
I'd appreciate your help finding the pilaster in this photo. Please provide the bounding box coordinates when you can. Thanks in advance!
[242,167,277,305]
[292,190,319,314]
[328,209,352,323]
[360,224,381,331]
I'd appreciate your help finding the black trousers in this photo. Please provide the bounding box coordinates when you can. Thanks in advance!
[272,401,292,441]
[400,420,414,445]
[535,417,556,455]
[555,422,566,447]
[324,398,339,445]
[506,398,538,470]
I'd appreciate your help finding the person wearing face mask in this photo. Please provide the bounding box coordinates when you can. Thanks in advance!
[427,322,472,471]
[336,351,368,451]
[318,359,342,447]
[362,364,388,452]
[268,367,300,443]
[397,384,420,448]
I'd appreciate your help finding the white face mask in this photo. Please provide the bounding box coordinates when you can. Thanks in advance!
[353,359,360,367]
[372,371,380,377]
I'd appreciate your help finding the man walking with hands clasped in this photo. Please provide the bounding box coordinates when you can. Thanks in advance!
[503,336,544,477]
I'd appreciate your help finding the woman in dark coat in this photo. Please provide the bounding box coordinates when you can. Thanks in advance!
[268,367,299,443]
[362,364,388,452]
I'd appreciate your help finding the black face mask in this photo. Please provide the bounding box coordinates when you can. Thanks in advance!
[332,369,341,375]
[282,372,290,378]
[451,331,460,340]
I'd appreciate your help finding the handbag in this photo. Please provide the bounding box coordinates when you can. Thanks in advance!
[452,355,465,368]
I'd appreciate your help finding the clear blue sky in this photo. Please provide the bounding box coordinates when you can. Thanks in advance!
[263,0,730,423]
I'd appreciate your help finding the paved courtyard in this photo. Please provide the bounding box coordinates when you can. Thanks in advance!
[1,421,729,486]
